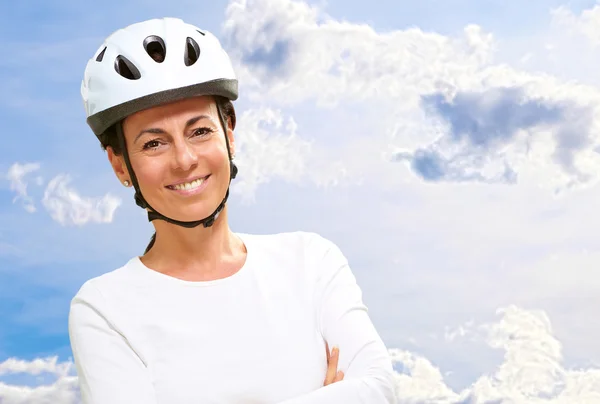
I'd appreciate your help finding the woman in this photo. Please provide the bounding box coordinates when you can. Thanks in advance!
[68,17,396,404]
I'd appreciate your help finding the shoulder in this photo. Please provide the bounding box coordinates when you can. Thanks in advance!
[69,257,139,310]
[68,258,145,337]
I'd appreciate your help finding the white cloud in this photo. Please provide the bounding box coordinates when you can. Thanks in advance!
[41,175,121,226]
[0,379,80,404]
[223,0,600,194]
[390,349,460,403]
[4,163,122,226]
[232,107,350,201]
[552,4,600,47]
[393,306,600,403]
[232,107,311,201]
[0,356,79,404]
[0,356,72,377]
[5,162,42,213]
[498,3,600,90]
[225,0,495,106]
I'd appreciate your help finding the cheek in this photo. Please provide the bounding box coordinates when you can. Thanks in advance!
[130,156,166,189]
[204,143,230,172]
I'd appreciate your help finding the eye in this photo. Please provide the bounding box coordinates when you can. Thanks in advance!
[143,139,162,150]
[192,127,214,137]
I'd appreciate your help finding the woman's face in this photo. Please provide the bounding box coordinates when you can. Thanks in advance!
[109,96,235,222]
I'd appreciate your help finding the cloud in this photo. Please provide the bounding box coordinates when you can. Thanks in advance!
[224,0,494,105]
[392,306,600,403]
[552,4,600,47]
[241,37,291,74]
[223,0,496,107]
[41,175,121,226]
[496,3,600,91]
[232,107,310,200]
[223,0,600,193]
[232,107,349,201]
[0,357,72,377]
[5,162,42,213]
[391,349,460,403]
[0,356,79,404]
[392,147,518,184]
[4,163,122,227]
[392,87,594,185]
[421,87,564,149]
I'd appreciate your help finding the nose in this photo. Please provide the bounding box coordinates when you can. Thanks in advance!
[171,139,198,171]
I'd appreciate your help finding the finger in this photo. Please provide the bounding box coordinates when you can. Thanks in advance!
[324,347,338,385]
[325,341,330,362]
[334,370,344,383]
[324,346,339,385]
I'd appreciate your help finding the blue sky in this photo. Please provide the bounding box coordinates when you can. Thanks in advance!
[2,0,600,402]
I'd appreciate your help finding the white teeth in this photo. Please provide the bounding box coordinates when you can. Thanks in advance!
[172,178,204,191]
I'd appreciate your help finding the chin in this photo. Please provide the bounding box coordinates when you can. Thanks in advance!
[155,199,223,223]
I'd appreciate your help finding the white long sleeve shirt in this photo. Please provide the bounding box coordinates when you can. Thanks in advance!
[68,231,397,404]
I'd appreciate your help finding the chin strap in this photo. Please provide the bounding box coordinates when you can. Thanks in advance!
[115,101,237,229]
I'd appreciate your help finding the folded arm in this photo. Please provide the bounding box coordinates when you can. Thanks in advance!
[278,234,397,404]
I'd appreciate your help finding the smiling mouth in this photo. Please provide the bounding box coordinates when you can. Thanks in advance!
[166,175,210,191]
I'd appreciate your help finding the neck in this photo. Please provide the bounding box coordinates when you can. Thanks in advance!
[140,206,245,280]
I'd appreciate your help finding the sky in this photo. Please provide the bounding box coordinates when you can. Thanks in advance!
[1,0,600,402]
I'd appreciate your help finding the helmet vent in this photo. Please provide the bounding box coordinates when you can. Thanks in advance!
[95,47,107,62]
[114,55,141,80]
[196,30,205,36]
[144,35,166,63]
[184,37,200,66]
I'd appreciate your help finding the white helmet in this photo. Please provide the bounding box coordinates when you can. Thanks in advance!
[81,17,238,138]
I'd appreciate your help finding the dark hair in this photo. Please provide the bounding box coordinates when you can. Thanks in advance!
[98,95,237,254]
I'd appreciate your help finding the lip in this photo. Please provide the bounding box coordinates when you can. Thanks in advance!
[166,174,210,188]
[166,174,210,196]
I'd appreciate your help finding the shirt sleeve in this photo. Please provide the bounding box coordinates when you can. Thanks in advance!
[277,233,397,404]
[68,281,158,404]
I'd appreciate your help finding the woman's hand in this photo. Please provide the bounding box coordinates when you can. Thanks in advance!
[323,341,344,386]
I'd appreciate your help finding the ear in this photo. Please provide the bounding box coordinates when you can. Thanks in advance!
[225,123,235,158]
[107,147,130,184]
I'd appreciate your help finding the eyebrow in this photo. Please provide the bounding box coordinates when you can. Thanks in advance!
[134,114,213,144]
